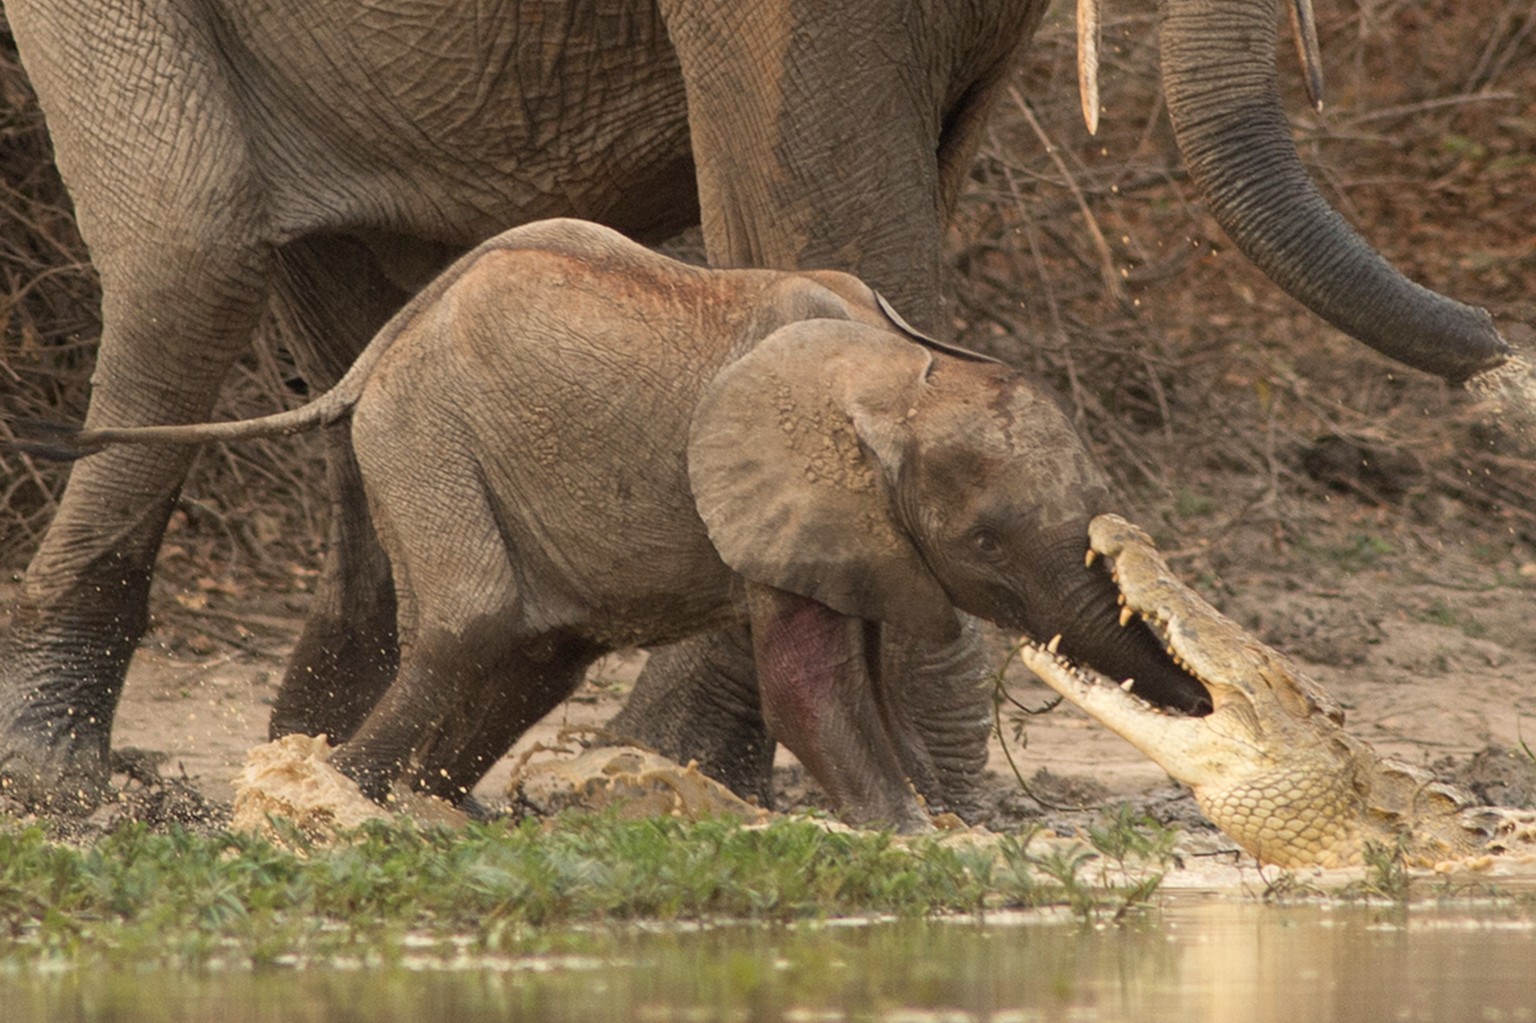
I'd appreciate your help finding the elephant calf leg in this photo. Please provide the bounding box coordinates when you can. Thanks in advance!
[270,427,398,743]
[266,235,427,744]
[608,621,995,821]
[332,629,597,805]
[747,585,930,832]
[876,617,994,821]
[408,635,603,805]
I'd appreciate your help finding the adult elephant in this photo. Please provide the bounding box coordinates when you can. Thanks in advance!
[0,0,1507,813]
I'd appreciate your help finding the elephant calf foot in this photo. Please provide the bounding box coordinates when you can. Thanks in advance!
[327,743,404,807]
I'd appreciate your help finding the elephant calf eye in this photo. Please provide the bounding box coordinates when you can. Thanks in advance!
[969,528,1004,561]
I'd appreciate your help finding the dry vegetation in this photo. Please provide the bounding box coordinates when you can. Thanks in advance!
[3,0,1535,601]
[951,0,1536,562]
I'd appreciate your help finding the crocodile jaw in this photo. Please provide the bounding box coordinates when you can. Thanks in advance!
[1020,515,1520,870]
[1018,640,1368,868]
[1016,641,1247,789]
[1019,514,1373,868]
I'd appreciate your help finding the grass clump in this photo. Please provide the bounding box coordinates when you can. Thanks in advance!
[1028,806,1178,923]
[0,812,1161,968]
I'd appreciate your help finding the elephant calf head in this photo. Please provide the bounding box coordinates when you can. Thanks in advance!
[689,318,1211,792]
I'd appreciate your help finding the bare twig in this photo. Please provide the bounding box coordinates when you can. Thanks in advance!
[1007,85,1128,309]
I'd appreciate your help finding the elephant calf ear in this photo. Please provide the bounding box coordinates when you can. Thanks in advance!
[688,320,960,643]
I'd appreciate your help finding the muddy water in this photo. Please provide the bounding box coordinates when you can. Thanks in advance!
[10,898,1536,1022]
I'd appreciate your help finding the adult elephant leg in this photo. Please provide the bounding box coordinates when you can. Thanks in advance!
[658,0,1044,324]
[0,251,271,810]
[261,236,426,744]
[1,0,277,812]
[607,628,775,807]
[660,3,943,325]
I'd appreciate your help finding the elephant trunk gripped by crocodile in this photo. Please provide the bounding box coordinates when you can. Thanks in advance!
[1016,521,1211,716]
[1157,0,1508,384]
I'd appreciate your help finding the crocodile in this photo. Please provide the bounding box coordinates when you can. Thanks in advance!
[1016,514,1536,869]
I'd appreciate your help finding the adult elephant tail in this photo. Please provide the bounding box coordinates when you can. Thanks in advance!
[1158,0,1508,384]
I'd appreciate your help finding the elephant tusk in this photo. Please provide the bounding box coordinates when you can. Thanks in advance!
[1076,0,1101,134]
[1288,0,1325,113]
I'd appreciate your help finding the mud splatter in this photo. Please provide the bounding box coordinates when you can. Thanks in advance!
[1468,351,1536,455]
[510,745,770,823]
[231,734,468,842]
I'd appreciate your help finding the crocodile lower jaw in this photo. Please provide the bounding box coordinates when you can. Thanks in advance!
[1015,639,1229,789]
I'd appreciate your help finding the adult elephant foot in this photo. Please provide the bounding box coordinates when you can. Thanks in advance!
[0,555,156,811]
[0,650,113,812]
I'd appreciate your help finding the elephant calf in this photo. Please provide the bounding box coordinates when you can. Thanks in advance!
[28,219,1206,829]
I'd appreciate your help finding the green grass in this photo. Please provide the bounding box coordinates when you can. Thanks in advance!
[1324,534,1395,571]
[0,812,1172,968]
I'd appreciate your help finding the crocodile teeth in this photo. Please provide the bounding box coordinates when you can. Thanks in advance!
[1047,633,1062,654]
[1120,678,1135,692]
[1118,606,1135,627]
[1084,548,1098,568]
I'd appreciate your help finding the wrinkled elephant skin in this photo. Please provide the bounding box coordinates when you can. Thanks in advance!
[25,220,1210,829]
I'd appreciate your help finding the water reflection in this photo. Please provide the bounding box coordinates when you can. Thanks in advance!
[9,900,1536,1022]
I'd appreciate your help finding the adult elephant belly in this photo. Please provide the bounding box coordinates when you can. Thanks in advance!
[218,0,700,258]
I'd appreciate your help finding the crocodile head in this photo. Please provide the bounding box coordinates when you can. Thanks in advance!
[1018,514,1496,869]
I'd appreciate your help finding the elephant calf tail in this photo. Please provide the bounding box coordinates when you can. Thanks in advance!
[6,418,114,462]
[6,232,491,462]
[4,393,352,462]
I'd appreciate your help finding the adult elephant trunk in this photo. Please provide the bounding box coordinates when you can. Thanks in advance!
[1158,0,1508,384]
